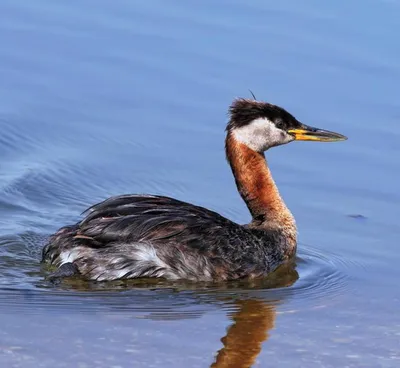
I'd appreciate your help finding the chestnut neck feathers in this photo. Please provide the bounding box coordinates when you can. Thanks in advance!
[225,99,297,239]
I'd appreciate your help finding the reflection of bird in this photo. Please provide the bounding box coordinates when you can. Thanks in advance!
[42,98,346,282]
[211,265,298,368]
[211,299,275,368]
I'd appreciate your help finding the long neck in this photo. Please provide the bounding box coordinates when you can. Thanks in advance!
[226,133,296,235]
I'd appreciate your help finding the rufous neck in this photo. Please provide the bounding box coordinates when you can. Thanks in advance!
[225,133,295,229]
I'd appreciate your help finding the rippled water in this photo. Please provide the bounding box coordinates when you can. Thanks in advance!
[1,1,400,367]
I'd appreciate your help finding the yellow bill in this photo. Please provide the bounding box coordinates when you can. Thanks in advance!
[288,124,347,142]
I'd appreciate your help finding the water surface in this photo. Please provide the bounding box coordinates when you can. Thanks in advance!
[0,1,399,367]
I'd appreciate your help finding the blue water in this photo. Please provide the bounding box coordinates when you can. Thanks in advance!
[1,1,399,367]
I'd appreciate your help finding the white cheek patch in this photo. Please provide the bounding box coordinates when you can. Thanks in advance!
[233,117,292,152]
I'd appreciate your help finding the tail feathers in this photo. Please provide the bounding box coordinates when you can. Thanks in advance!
[41,224,80,263]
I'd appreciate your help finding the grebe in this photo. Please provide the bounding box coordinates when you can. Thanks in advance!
[42,98,347,282]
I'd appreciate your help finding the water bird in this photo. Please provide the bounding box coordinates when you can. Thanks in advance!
[42,98,347,282]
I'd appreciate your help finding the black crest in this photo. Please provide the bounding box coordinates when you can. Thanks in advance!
[226,98,301,132]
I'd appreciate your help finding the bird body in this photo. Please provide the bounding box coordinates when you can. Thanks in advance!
[43,194,293,281]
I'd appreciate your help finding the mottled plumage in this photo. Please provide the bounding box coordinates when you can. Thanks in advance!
[42,195,291,281]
